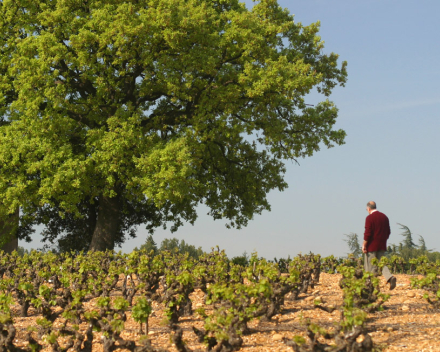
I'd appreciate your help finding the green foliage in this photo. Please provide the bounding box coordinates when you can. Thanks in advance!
[160,251,197,324]
[0,312,12,325]
[338,264,389,314]
[289,253,321,294]
[321,255,342,274]
[418,235,430,252]
[137,235,158,255]
[230,251,249,267]
[286,318,373,351]
[411,268,440,309]
[284,262,380,351]
[273,255,291,273]
[398,223,418,250]
[112,297,129,311]
[16,246,30,257]
[159,237,205,260]
[43,332,57,345]
[344,232,362,258]
[387,224,439,263]
[204,280,271,348]
[193,248,242,294]
[292,335,306,345]
[132,297,152,334]
[0,293,12,314]
[0,209,18,250]
[36,317,53,330]
[0,0,347,251]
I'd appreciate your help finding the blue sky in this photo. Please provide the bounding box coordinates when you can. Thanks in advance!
[22,1,440,259]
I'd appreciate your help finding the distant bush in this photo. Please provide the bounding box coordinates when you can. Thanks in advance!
[136,236,205,260]
[230,251,249,267]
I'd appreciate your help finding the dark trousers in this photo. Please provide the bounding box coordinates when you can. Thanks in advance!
[363,251,392,281]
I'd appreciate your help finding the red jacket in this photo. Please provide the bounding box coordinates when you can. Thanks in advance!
[364,211,390,252]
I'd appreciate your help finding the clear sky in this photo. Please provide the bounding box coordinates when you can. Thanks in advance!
[21,0,440,259]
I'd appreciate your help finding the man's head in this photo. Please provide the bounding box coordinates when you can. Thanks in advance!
[366,201,376,214]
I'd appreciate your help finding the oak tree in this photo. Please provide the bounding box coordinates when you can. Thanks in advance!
[0,0,347,251]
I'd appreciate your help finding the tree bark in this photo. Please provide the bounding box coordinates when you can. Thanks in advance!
[89,195,121,251]
[0,207,19,253]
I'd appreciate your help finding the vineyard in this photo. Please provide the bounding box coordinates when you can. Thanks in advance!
[0,250,439,352]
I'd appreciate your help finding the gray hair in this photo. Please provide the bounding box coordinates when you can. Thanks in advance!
[366,201,377,210]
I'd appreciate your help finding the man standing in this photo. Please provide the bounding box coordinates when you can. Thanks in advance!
[362,201,397,290]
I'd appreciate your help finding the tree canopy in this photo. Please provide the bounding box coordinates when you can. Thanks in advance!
[135,236,204,259]
[397,223,418,250]
[0,0,347,251]
[386,223,436,261]
[344,232,362,258]
[136,234,158,255]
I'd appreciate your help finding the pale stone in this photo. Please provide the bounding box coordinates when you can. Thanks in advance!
[402,305,410,311]
[407,292,416,298]
[272,334,283,341]
[356,334,365,343]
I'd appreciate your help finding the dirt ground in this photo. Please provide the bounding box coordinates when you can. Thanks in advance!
[9,273,440,351]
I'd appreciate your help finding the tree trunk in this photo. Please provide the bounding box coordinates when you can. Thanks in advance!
[89,195,121,251]
[0,207,19,253]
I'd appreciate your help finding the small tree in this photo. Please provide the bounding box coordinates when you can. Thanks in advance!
[386,244,399,256]
[398,223,417,260]
[344,233,362,258]
[139,235,158,255]
[16,246,29,257]
[398,223,418,250]
[132,298,152,335]
[160,238,180,253]
[160,238,204,260]
[231,251,250,267]
[418,235,434,253]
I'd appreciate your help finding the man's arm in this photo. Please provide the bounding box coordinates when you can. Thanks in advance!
[362,240,368,253]
[363,216,372,253]
[387,218,391,240]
